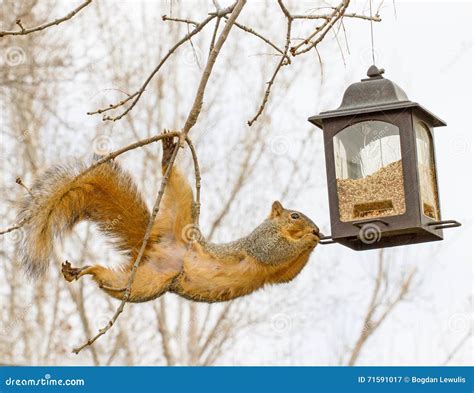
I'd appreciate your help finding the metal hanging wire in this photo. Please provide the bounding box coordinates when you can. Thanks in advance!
[369,0,376,65]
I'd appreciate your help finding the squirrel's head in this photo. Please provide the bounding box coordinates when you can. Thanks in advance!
[269,201,321,247]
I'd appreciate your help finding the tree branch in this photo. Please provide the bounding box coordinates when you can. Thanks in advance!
[247,0,378,125]
[0,218,28,235]
[180,0,246,143]
[290,0,350,56]
[0,1,93,38]
[161,15,198,26]
[247,2,292,126]
[292,12,380,22]
[90,14,217,121]
[224,17,286,57]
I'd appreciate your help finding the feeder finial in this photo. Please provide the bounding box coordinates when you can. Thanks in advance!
[367,65,385,78]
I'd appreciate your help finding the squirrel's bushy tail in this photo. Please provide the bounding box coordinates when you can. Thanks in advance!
[18,161,151,278]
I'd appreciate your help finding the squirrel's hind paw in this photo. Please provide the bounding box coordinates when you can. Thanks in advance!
[61,261,88,282]
[161,131,177,168]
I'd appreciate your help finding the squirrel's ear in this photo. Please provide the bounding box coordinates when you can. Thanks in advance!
[270,200,284,219]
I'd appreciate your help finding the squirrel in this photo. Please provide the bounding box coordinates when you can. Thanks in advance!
[17,134,321,303]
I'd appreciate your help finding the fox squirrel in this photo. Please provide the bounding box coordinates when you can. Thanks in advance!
[17,135,321,303]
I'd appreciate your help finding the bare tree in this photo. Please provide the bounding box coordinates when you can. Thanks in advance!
[0,0,87,365]
[346,250,417,366]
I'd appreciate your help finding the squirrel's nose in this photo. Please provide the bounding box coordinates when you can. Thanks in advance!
[312,229,320,237]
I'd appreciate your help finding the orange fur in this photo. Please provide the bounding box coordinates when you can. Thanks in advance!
[170,243,314,303]
[20,156,319,303]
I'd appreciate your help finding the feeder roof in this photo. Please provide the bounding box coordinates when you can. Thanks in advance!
[309,65,446,128]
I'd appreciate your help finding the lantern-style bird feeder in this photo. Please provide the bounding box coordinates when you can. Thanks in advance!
[309,65,460,250]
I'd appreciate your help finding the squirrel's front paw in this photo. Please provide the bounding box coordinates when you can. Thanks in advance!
[61,261,85,282]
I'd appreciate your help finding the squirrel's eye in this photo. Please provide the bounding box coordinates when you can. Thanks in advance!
[290,212,300,220]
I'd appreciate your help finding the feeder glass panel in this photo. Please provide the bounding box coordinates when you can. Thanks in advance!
[415,122,440,220]
[333,120,407,222]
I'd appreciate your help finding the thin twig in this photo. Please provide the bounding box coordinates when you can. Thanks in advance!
[74,131,181,179]
[224,17,286,57]
[86,92,139,115]
[0,219,28,236]
[161,15,198,26]
[277,0,292,18]
[331,23,347,66]
[235,0,377,125]
[291,0,350,56]
[91,15,217,121]
[15,177,33,196]
[209,17,221,55]
[0,0,92,37]
[247,5,292,126]
[180,0,246,144]
[185,138,202,223]
[292,12,380,21]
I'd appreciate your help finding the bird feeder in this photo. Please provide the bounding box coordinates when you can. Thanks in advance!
[309,65,460,250]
